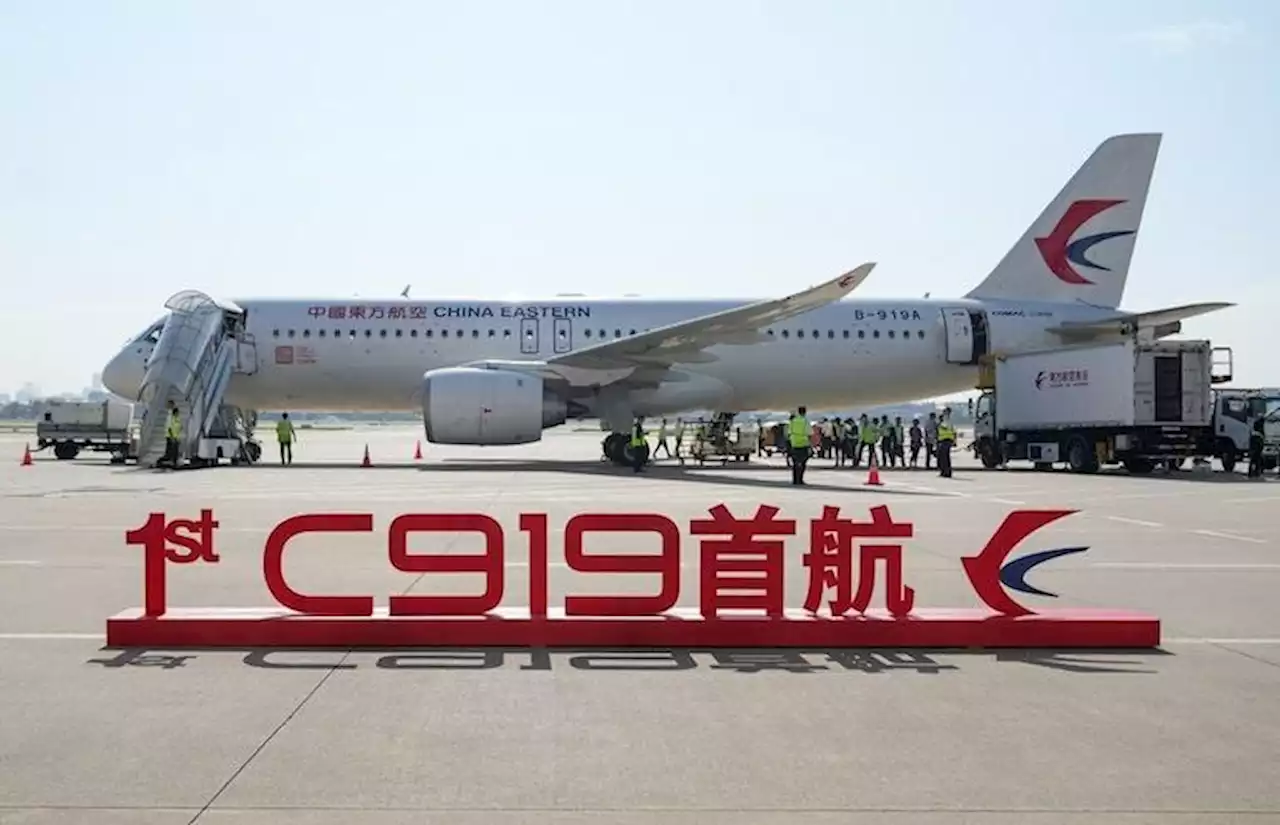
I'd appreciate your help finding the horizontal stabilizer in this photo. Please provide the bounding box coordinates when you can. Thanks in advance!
[1048,301,1234,339]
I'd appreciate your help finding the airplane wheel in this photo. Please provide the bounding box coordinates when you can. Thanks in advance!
[244,440,262,464]
[603,433,629,466]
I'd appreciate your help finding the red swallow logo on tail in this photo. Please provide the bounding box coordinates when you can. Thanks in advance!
[1035,199,1134,286]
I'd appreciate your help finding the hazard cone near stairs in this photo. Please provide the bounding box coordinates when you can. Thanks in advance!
[361,444,372,468]
[413,440,422,460]
[864,450,883,486]
[20,444,33,467]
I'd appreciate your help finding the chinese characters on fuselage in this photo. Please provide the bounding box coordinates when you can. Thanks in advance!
[307,304,593,321]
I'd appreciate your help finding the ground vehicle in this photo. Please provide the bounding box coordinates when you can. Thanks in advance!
[36,399,137,462]
[1211,388,1280,471]
[681,414,755,465]
[973,339,1230,474]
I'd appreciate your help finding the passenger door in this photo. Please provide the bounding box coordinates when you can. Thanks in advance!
[942,308,974,364]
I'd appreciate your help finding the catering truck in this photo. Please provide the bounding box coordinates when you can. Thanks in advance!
[35,399,137,462]
[972,339,1229,474]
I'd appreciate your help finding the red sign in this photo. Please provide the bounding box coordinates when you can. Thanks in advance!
[110,504,1161,649]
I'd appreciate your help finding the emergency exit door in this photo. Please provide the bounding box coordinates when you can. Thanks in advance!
[942,308,973,364]
[553,318,573,353]
[519,318,539,355]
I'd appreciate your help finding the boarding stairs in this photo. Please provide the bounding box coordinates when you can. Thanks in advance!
[134,291,259,468]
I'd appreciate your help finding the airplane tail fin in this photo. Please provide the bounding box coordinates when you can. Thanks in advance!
[965,133,1162,310]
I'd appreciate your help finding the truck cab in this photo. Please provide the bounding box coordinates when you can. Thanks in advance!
[1212,388,1280,472]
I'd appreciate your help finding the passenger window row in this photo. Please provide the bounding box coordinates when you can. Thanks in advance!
[269,326,930,341]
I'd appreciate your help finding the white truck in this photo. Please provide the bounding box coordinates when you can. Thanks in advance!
[972,339,1229,474]
[36,399,137,462]
[1210,387,1280,472]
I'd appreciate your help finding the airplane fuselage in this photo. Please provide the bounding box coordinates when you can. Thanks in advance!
[196,295,1103,416]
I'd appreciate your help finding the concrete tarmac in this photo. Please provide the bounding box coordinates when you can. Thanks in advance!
[2,426,1279,824]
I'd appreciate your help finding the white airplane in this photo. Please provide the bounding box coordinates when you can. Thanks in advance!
[102,132,1232,466]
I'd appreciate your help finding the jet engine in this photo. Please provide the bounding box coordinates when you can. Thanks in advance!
[421,367,567,445]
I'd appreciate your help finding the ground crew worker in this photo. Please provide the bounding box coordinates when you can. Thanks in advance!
[908,418,923,468]
[936,412,956,478]
[893,416,906,466]
[630,416,647,473]
[276,412,297,465]
[1248,417,1265,478]
[789,406,811,485]
[673,418,686,462]
[924,411,939,469]
[161,403,182,468]
[653,417,672,459]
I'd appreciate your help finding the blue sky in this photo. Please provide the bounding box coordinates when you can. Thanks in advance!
[1,0,1276,393]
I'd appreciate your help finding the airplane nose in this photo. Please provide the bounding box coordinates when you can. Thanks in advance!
[101,351,142,399]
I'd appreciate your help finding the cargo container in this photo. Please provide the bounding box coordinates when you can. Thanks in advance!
[972,339,1230,473]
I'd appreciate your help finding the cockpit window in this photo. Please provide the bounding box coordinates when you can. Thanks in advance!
[131,319,165,345]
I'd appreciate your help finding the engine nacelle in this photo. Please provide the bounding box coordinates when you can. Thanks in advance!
[422,367,567,445]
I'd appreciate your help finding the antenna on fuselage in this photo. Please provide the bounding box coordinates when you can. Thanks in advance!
[400,284,412,299]
[923,292,931,298]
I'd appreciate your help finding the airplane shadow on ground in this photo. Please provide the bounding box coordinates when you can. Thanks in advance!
[88,646,1169,675]
[394,457,944,496]
[113,457,959,496]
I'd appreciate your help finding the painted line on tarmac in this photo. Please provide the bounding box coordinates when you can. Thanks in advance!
[1192,529,1267,544]
[1091,563,1280,570]
[1164,638,1280,645]
[0,560,41,566]
[1105,516,1163,528]
[1223,494,1280,504]
[0,633,102,640]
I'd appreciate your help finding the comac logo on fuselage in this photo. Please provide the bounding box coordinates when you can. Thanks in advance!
[1034,199,1135,286]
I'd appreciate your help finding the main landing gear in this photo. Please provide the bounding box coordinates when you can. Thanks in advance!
[602,433,646,467]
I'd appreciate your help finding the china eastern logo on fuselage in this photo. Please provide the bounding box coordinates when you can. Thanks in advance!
[1034,199,1134,286]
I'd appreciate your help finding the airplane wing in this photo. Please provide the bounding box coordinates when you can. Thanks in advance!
[1048,301,1234,340]
[542,262,875,376]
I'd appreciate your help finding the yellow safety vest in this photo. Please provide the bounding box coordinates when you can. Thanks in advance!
[938,423,956,442]
[788,415,809,448]
[276,420,295,443]
[860,423,878,444]
[630,423,645,447]
[166,414,182,439]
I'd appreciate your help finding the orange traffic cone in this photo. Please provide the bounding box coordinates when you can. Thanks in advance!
[864,451,883,486]
[361,444,372,468]
[413,440,422,460]
[20,444,33,467]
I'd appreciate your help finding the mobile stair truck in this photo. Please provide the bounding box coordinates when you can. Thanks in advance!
[36,399,138,462]
[972,339,1232,474]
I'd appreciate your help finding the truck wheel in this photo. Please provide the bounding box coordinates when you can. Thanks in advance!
[1066,436,1099,474]
[244,440,262,464]
[1123,457,1154,474]
[977,438,1001,469]
[53,442,79,460]
[1219,442,1237,473]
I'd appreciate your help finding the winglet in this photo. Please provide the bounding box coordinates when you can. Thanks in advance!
[784,262,875,310]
